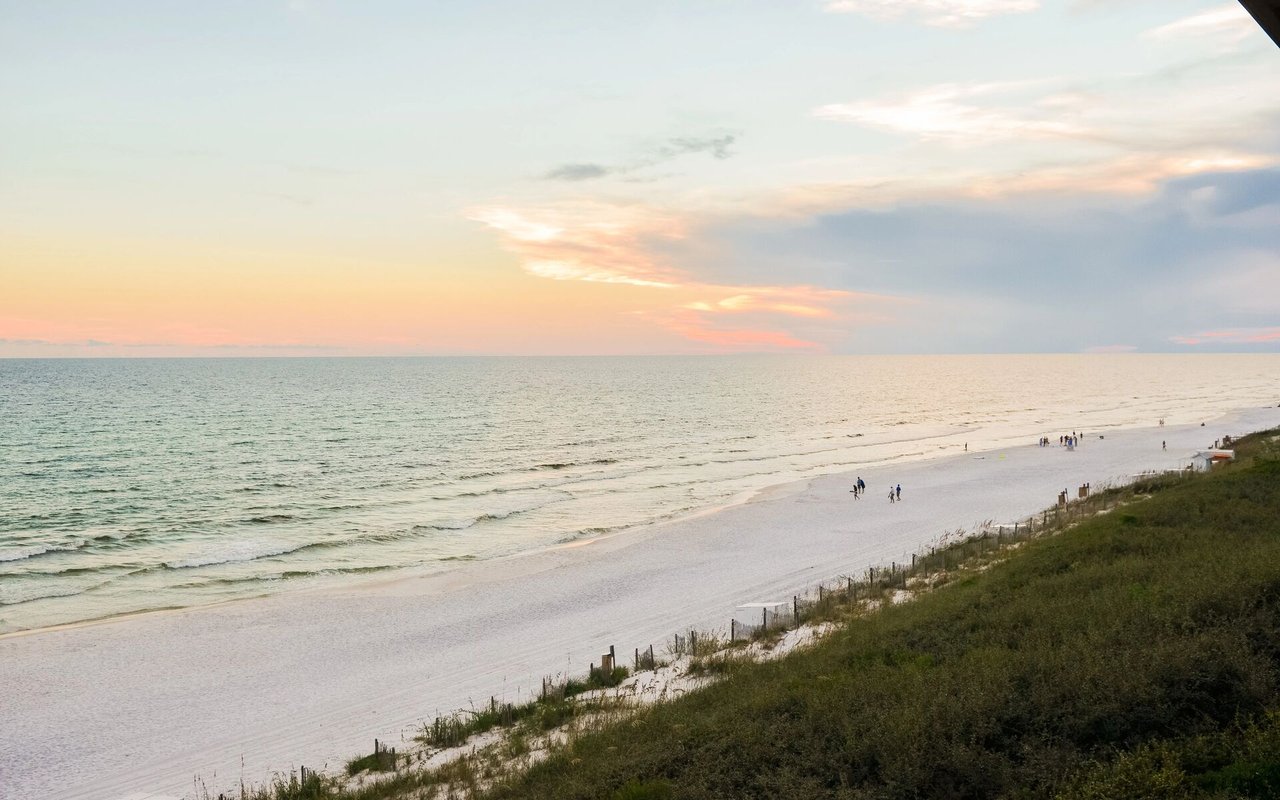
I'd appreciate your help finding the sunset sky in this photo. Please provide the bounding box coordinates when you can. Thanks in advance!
[2,0,1278,356]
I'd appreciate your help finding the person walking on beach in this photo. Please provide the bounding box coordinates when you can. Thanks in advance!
[895,484,901,501]
[857,477,865,494]
[888,489,895,503]
[1162,440,1166,451]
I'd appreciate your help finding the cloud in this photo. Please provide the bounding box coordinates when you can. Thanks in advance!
[1082,344,1137,353]
[1143,4,1256,45]
[814,81,1092,143]
[656,135,736,161]
[0,336,344,356]
[470,201,901,351]
[544,163,612,182]
[469,204,683,287]
[650,309,824,351]
[543,133,738,182]
[813,56,1280,160]
[964,150,1278,197]
[824,0,1038,29]
[1170,328,1280,346]
[666,166,1280,353]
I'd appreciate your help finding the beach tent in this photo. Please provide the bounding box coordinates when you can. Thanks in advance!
[1190,449,1235,472]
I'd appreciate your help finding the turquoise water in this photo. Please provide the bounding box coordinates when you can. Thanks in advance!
[2,354,1277,632]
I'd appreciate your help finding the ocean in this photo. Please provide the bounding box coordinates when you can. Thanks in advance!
[2,354,1277,634]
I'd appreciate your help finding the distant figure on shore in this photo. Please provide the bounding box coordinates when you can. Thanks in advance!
[895,484,902,500]
[888,489,895,503]
[964,443,968,451]
[858,476,865,493]
[1163,440,1166,450]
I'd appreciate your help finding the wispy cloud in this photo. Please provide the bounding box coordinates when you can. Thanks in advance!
[543,133,738,182]
[1170,327,1280,346]
[469,204,683,287]
[655,135,736,161]
[1143,4,1256,45]
[824,0,1038,29]
[814,51,1280,160]
[544,163,612,182]
[650,310,824,351]
[470,202,900,351]
[814,81,1091,144]
[963,150,1277,197]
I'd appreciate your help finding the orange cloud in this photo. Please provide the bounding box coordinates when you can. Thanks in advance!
[470,202,901,351]
[654,309,823,351]
[469,204,682,288]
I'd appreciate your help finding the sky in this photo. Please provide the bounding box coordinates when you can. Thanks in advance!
[1,0,1278,356]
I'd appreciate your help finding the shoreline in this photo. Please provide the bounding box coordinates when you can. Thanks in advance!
[2,404,1278,800]
[3,404,1261,642]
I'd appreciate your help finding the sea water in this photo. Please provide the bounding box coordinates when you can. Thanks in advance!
[2,354,1277,633]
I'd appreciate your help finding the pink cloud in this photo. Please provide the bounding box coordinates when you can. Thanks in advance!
[471,201,902,351]
[653,309,823,352]
[1083,344,1137,353]
[1171,327,1280,346]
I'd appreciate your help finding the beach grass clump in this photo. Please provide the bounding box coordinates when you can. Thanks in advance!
[685,650,753,678]
[417,698,545,749]
[231,768,331,800]
[415,664,630,754]
[479,428,1280,799]
[345,742,397,776]
[563,665,631,698]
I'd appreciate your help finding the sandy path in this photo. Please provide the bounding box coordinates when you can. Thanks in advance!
[2,407,1276,800]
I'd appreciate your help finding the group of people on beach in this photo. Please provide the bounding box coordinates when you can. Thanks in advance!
[1038,433,1082,448]
[850,477,902,503]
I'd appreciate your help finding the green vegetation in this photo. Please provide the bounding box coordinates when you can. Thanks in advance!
[564,665,632,698]
[486,430,1280,799]
[415,665,632,751]
[212,429,1280,800]
[346,742,398,776]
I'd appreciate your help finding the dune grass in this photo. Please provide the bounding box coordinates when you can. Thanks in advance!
[482,430,1280,799]
[215,429,1280,800]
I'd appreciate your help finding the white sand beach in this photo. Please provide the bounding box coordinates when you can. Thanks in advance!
[2,406,1278,800]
